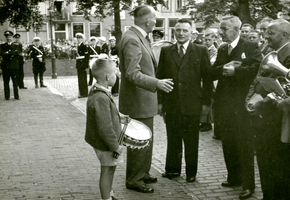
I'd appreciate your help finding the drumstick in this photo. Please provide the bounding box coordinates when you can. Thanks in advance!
[113,116,131,159]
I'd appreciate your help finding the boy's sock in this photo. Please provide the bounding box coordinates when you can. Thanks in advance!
[110,190,114,196]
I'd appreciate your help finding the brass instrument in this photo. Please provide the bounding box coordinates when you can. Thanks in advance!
[259,51,290,143]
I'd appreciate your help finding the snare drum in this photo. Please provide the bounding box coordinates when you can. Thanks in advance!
[121,118,152,149]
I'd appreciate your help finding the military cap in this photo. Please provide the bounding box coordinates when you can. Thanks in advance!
[76,33,85,39]
[99,36,107,42]
[109,36,116,41]
[152,30,164,38]
[13,33,21,38]
[4,30,13,37]
[89,36,98,41]
[33,37,41,41]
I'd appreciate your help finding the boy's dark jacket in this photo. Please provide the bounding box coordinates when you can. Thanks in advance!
[85,85,121,152]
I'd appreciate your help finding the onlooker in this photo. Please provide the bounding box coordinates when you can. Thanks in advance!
[157,18,213,183]
[88,36,100,86]
[152,30,164,43]
[212,16,262,199]
[99,36,109,55]
[246,18,290,200]
[119,5,173,193]
[85,58,122,200]
[248,30,261,44]
[28,37,47,88]
[13,34,27,89]
[75,33,89,98]
[0,30,20,100]
[259,17,273,56]
[240,23,254,40]
[108,36,119,96]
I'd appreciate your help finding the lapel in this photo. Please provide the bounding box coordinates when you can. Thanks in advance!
[180,42,193,70]
[130,27,157,68]
[229,38,246,60]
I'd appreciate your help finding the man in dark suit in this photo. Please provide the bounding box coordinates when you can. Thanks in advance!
[119,5,173,193]
[211,16,262,199]
[28,37,47,88]
[156,18,213,183]
[246,18,290,200]
[88,36,100,86]
[13,34,27,89]
[75,33,89,98]
[0,30,20,100]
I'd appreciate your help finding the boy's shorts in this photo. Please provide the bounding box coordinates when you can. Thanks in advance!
[94,148,123,166]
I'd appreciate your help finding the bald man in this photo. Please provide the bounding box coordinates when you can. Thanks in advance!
[119,5,173,193]
[246,18,290,200]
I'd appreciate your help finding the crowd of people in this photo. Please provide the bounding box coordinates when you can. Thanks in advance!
[1,4,290,200]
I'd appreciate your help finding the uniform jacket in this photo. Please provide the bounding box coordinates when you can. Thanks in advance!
[119,26,158,118]
[76,42,89,69]
[88,44,100,57]
[85,85,121,152]
[100,43,109,55]
[211,38,262,128]
[0,42,19,70]
[14,42,24,66]
[28,45,46,66]
[156,42,213,115]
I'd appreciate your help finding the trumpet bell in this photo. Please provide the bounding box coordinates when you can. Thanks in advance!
[261,51,289,76]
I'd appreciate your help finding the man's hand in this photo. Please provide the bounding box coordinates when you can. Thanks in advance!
[113,145,124,159]
[223,61,241,76]
[157,79,174,93]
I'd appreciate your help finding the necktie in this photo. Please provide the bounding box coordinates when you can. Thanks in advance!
[179,45,184,58]
[145,35,151,47]
[228,44,233,55]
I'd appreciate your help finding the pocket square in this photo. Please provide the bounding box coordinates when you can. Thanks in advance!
[241,52,246,59]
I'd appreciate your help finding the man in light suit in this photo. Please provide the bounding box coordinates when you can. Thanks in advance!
[211,16,262,199]
[119,5,173,193]
[246,18,290,200]
[156,18,213,183]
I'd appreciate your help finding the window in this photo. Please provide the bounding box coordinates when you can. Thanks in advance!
[89,23,101,37]
[156,19,164,28]
[54,23,67,41]
[72,2,83,15]
[72,23,84,38]
[162,0,171,11]
[168,19,178,42]
[176,0,185,11]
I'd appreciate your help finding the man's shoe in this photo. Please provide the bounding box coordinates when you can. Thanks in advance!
[200,123,212,132]
[5,98,10,100]
[143,176,157,184]
[161,172,180,180]
[78,95,87,98]
[239,189,254,199]
[221,181,241,187]
[40,85,47,88]
[186,176,196,183]
[126,185,154,193]
[212,135,221,140]
[15,97,20,100]
[35,85,38,88]
[20,87,27,89]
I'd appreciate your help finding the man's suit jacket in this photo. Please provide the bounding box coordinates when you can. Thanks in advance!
[76,42,89,69]
[156,42,213,115]
[119,26,158,118]
[0,42,19,70]
[211,38,262,128]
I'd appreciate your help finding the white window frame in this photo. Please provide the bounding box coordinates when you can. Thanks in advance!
[89,22,102,38]
[72,22,85,38]
[53,23,68,40]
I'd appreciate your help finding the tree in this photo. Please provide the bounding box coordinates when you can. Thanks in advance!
[0,0,45,32]
[69,0,164,43]
[187,0,287,28]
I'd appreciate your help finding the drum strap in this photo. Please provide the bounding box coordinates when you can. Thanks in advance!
[90,46,98,55]
[33,46,43,55]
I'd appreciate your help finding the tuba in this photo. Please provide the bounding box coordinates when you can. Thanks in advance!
[260,51,290,143]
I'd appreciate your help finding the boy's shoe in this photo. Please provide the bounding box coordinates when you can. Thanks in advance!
[111,196,118,200]
[40,84,47,88]
[199,123,212,132]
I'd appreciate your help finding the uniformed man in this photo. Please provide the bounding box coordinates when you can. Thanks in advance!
[0,30,20,100]
[152,30,164,43]
[88,36,100,86]
[13,34,27,89]
[75,33,89,98]
[28,37,47,88]
[99,36,109,55]
[108,36,119,96]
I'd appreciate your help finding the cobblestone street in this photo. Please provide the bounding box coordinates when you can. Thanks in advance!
[0,76,263,200]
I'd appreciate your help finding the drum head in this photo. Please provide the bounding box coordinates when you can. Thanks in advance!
[121,119,152,140]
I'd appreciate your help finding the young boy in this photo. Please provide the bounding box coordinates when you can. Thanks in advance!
[85,58,122,200]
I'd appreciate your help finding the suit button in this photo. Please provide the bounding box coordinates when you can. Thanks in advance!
[179,83,181,85]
